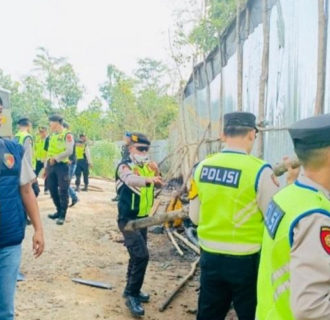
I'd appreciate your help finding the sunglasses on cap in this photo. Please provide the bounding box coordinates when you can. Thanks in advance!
[135,146,149,152]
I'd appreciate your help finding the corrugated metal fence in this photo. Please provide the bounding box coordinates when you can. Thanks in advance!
[168,0,329,180]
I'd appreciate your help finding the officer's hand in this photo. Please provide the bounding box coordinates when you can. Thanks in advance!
[33,230,45,258]
[148,161,159,174]
[283,156,300,184]
[152,176,163,187]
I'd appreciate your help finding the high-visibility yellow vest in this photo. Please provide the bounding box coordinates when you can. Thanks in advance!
[116,161,155,218]
[134,164,155,217]
[35,135,47,161]
[194,151,269,255]
[75,142,86,160]
[47,129,70,163]
[15,130,36,169]
[256,182,330,320]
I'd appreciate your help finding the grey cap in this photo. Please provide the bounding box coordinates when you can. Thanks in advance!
[289,113,330,150]
[224,112,257,130]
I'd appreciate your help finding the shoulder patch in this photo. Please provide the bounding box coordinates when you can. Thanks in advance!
[199,165,241,188]
[320,226,330,255]
[3,153,15,169]
[265,201,285,239]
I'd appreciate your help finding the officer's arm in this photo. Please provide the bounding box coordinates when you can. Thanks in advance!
[290,214,330,320]
[54,134,74,162]
[256,166,280,217]
[118,164,149,187]
[85,145,92,164]
[23,137,34,168]
[19,154,44,258]
[188,179,200,225]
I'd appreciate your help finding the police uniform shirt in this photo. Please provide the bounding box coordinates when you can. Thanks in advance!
[54,133,74,162]
[20,152,36,185]
[84,145,92,165]
[46,132,74,165]
[289,172,330,320]
[117,162,149,187]
[189,147,280,224]
[23,135,33,168]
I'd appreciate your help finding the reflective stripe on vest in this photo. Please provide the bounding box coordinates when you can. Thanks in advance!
[195,152,268,255]
[256,182,330,320]
[47,129,70,163]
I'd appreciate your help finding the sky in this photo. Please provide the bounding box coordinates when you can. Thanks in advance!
[1,0,185,107]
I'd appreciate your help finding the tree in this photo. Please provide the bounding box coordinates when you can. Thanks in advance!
[135,58,169,92]
[0,70,51,126]
[100,64,126,105]
[33,47,83,109]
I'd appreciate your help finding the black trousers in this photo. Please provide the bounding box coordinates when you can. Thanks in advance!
[46,162,69,217]
[35,160,47,192]
[75,159,89,187]
[35,160,44,177]
[118,221,149,297]
[197,250,260,320]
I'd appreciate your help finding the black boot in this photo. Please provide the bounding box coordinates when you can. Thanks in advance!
[123,291,150,303]
[70,197,79,207]
[82,185,88,191]
[48,212,60,220]
[125,295,145,317]
[56,211,66,225]
[75,186,80,192]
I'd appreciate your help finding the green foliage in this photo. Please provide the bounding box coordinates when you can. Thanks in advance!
[189,0,238,54]
[135,58,168,92]
[89,140,120,178]
[1,49,179,177]
[0,70,52,126]
[33,47,83,108]
[100,59,179,141]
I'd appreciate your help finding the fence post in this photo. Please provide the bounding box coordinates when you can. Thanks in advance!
[315,0,329,115]
[258,0,270,158]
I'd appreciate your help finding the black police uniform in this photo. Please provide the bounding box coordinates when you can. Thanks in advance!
[115,133,153,317]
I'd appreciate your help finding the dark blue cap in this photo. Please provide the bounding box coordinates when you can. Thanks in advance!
[289,113,330,150]
[224,112,257,130]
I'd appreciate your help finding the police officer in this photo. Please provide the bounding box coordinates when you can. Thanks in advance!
[256,113,330,320]
[0,97,44,319]
[189,112,280,320]
[35,126,48,177]
[63,122,79,207]
[15,118,39,198]
[75,134,92,192]
[46,115,74,225]
[116,132,162,317]
[112,132,132,202]
[15,118,35,170]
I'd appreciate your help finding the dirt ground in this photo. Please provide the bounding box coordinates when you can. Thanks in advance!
[16,178,237,320]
